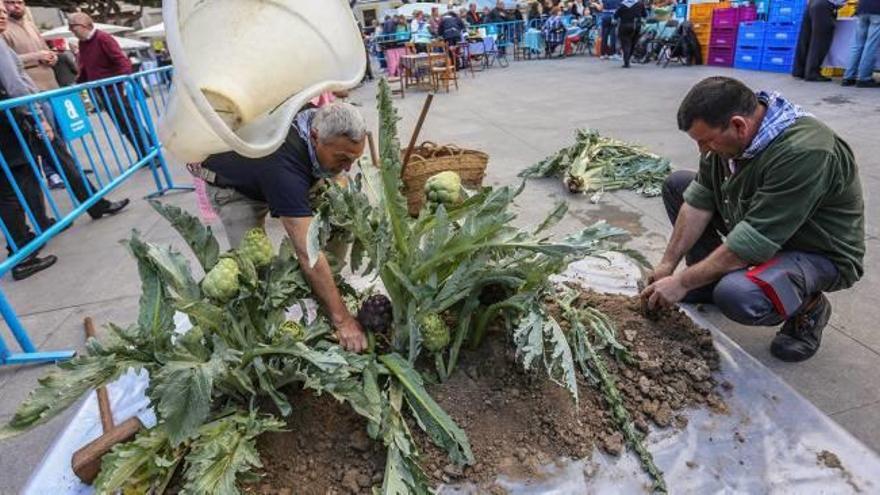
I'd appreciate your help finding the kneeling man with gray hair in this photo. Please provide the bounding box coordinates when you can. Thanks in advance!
[197,102,368,352]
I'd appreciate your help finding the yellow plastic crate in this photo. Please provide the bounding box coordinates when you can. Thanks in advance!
[821,67,845,77]
[838,2,857,17]
[690,2,731,22]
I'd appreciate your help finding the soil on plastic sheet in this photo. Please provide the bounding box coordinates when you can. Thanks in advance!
[249,291,724,494]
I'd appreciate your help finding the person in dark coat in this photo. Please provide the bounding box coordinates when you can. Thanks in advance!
[615,0,647,67]
[466,3,483,24]
[793,0,846,81]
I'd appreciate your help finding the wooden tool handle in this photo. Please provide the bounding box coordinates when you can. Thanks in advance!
[401,93,434,176]
[71,417,143,484]
[366,131,379,169]
[84,317,114,433]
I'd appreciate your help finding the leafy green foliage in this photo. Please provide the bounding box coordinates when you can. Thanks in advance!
[94,426,183,495]
[0,355,123,439]
[181,412,284,495]
[519,129,671,197]
[381,354,474,466]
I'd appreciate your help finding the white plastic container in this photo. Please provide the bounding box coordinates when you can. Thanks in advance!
[159,0,366,162]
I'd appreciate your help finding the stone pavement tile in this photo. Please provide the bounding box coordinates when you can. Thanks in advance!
[0,405,76,494]
[0,307,76,393]
[827,238,880,354]
[693,305,880,419]
[830,401,880,457]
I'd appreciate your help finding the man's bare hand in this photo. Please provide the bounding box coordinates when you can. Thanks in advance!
[335,316,367,353]
[40,50,58,66]
[646,261,676,285]
[641,274,689,311]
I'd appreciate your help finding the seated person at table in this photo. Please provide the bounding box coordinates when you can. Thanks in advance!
[411,10,433,47]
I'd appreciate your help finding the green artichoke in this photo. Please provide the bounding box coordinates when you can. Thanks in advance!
[277,320,306,342]
[238,228,274,268]
[420,314,450,352]
[201,258,240,302]
[424,171,462,208]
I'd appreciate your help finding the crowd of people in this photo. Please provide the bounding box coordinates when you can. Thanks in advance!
[0,0,138,281]
[365,0,676,69]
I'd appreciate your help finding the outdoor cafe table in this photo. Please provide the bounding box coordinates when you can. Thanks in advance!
[400,53,433,90]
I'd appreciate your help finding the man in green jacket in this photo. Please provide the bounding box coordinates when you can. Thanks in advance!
[641,76,865,362]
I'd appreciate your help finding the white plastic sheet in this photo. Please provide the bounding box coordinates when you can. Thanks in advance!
[24,256,880,494]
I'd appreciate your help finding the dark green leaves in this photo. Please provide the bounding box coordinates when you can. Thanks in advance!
[150,200,220,271]
[381,354,474,466]
[151,346,239,446]
[0,355,122,439]
[181,412,284,495]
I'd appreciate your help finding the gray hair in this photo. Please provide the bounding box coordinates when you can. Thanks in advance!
[311,102,366,143]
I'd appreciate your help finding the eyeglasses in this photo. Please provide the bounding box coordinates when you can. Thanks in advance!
[4,1,25,5]
[68,23,85,28]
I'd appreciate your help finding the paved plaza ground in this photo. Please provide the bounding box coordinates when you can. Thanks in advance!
[0,56,877,493]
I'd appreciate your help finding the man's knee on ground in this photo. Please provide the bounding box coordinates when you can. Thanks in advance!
[712,272,784,326]
[662,169,696,198]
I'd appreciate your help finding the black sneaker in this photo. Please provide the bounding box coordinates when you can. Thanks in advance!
[856,79,879,88]
[841,79,856,87]
[11,254,57,281]
[770,294,831,362]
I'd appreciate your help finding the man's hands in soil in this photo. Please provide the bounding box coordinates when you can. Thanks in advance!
[335,316,368,353]
[641,273,688,311]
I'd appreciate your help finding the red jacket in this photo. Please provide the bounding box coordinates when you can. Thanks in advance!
[76,29,132,83]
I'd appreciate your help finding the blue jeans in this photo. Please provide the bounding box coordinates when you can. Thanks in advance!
[844,14,880,81]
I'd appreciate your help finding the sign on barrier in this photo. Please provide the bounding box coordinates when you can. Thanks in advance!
[48,92,92,141]
[0,67,190,367]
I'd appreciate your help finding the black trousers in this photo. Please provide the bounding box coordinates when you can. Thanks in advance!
[0,164,52,257]
[35,136,110,218]
[618,22,641,66]
[793,0,837,79]
[96,84,148,156]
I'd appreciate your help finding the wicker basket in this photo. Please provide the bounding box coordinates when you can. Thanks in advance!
[401,141,489,215]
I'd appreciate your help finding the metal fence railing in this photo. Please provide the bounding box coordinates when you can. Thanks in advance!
[0,66,190,366]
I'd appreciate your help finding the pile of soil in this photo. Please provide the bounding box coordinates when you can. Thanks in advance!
[249,291,724,494]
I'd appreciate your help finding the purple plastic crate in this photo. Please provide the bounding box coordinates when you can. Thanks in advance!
[712,8,738,29]
[707,46,735,67]
[711,30,739,47]
[737,5,758,21]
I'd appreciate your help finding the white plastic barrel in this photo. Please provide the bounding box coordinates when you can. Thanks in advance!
[159,0,367,162]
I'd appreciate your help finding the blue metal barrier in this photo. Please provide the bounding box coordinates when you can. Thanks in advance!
[0,66,189,366]
[471,20,527,49]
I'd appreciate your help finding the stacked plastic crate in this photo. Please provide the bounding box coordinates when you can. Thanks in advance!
[689,2,730,64]
[734,19,766,70]
[761,0,806,72]
[707,5,758,67]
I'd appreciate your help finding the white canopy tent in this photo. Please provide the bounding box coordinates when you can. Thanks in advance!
[133,22,165,38]
[41,22,133,40]
[391,2,452,17]
[67,35,151,51]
